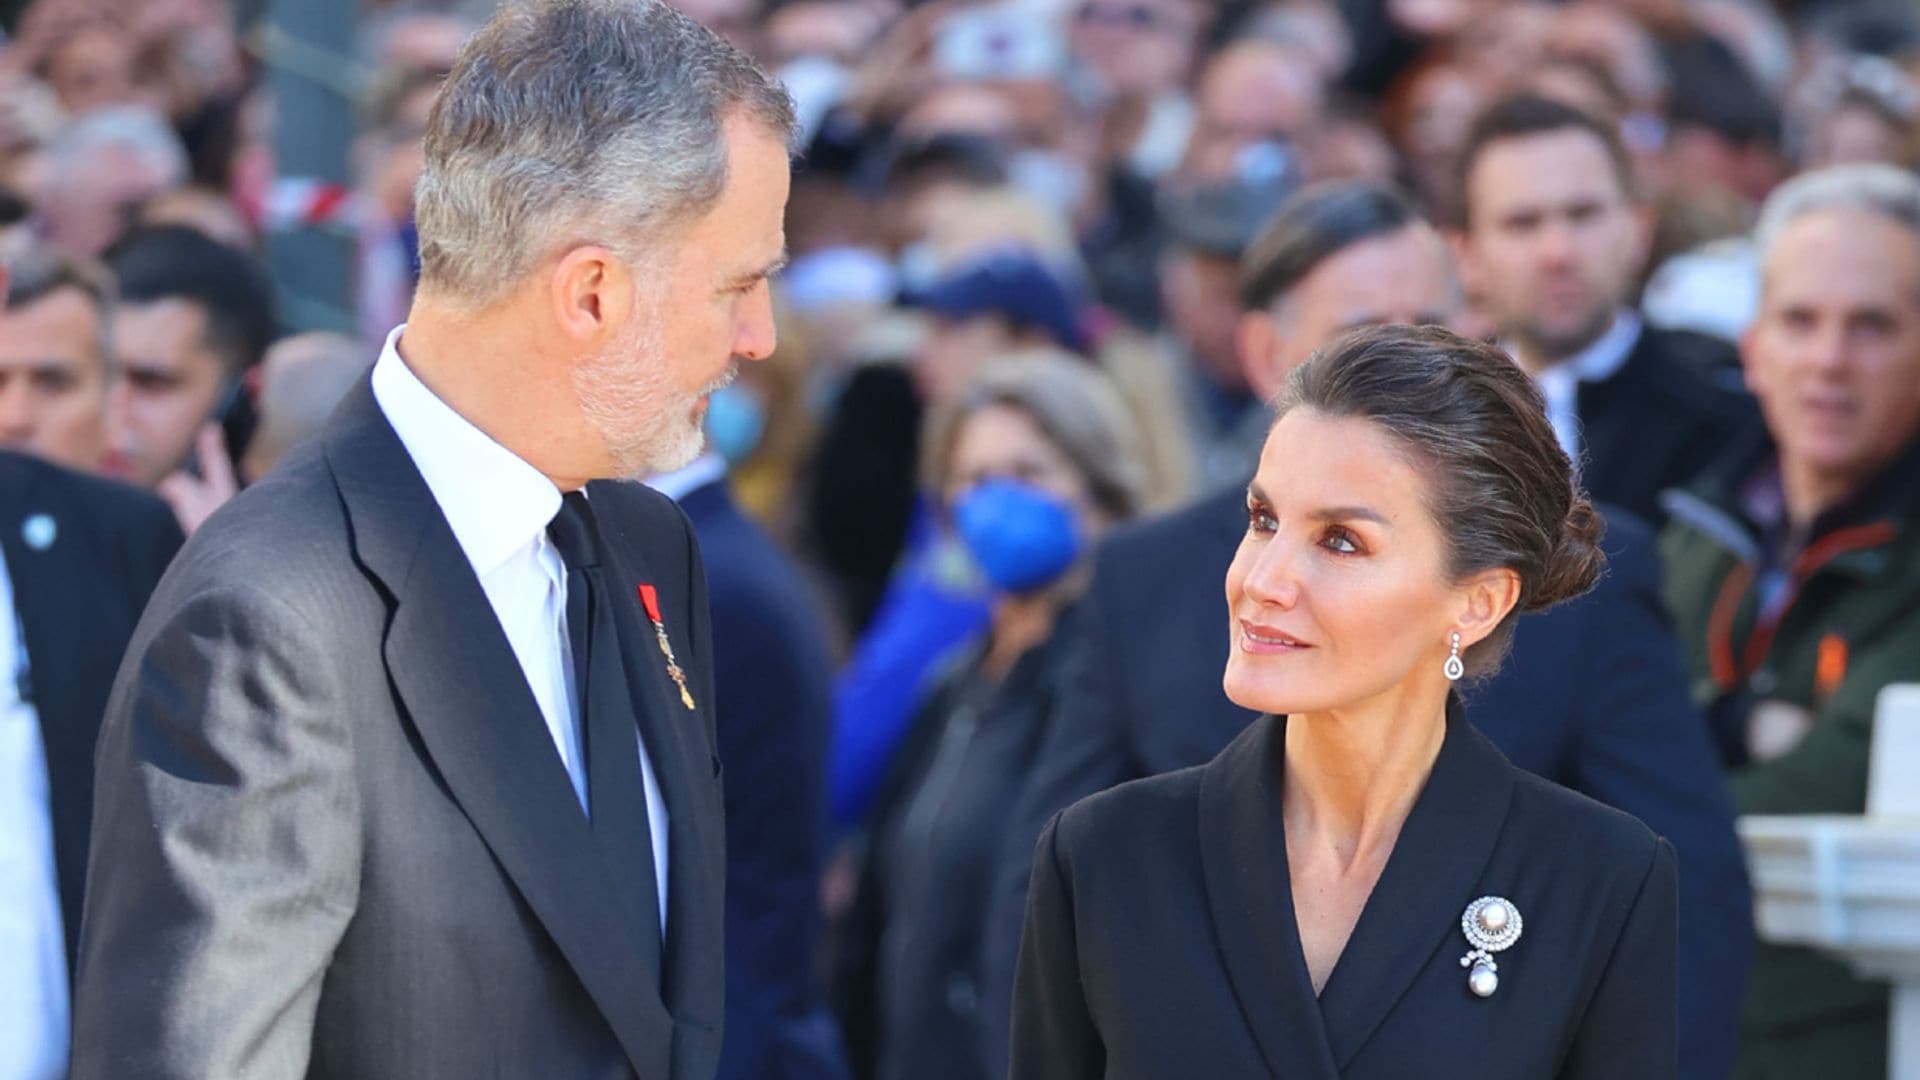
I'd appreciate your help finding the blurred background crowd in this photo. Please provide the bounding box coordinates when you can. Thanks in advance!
[3,0,1920,1078]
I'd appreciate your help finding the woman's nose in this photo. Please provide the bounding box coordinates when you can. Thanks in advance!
[1242,539,1304,609]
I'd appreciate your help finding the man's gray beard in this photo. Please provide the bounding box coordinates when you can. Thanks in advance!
[572,319,710,482]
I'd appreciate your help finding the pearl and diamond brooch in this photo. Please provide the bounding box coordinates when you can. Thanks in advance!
[1459,896,1523,998]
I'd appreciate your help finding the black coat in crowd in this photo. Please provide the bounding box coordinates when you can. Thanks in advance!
[680,478,851,1080]
[834,622,1074,1080]
[1575,326,1758,528]
[0,450,181,969]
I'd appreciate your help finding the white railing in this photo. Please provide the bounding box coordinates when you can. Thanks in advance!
[1740,684,1920,1080]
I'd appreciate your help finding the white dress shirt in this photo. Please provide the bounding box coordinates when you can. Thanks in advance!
[0,545,69,1080]
[1534,310,1643,464]
[371,326,670,936]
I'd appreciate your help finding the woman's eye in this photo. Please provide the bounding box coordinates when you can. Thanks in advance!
[1247,506,1277,534]
[1322,527,1360,554]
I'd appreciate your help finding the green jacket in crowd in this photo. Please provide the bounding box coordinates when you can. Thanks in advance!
[1660,431,1920,1080]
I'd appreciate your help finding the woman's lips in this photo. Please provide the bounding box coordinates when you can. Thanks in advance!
[1239,619,1312,655]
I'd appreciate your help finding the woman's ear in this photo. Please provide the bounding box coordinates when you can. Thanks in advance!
[1455,566,1522,650]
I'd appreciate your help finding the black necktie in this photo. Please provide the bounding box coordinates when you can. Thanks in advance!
[548,491,663,971]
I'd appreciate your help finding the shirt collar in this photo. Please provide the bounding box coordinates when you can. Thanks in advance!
[644,454,727,503]
[370,324,563,578]
[1561,309,1643,383]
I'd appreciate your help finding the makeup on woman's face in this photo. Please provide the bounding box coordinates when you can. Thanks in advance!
[1223,408,1460,716]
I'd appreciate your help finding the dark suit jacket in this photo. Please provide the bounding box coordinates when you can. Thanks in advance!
[983,484,1750,1079]
[0,450,181,967]
[1576,325,1757,527]
[679,479,849,1080]
[1011,710,1679,1079]
[72,381,727,1079]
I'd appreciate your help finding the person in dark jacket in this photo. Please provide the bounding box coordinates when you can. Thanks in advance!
[1012,326,1678,1079]
[649,455,850,1080]
[1452,94,1758,527]
[1661,163,1920,1080]
[1,445,182,1078]
[831,350,1149,1080]
[981,181,1749,1080]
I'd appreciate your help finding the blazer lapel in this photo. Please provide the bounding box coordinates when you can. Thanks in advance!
[322,381,673,1076]
[1315,699,1516,1069]
[593,488,727,1043]
[1196,716,1341,1080]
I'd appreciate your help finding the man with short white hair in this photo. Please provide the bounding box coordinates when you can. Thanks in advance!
[71,3,795,1078]
[1662,162,1920,1079]
[32,105,190,257]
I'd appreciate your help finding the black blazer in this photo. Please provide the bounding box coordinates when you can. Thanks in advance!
[680,480,850,1080]
[1576,326,1757,527]
[1011,710,1679,1079]
[981,485,1749,1079]
[72,380,726,1079]
[0,450,181,968]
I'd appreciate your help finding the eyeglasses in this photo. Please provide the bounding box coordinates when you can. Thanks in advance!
[1074,1,1191,36]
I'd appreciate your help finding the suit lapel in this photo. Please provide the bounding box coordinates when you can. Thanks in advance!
[1315,700,1516,1069]
[322,381,673,1076]
[1196,716,1341,1079]
[593,487,727,1040]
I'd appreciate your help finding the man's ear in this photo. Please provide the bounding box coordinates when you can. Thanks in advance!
[1237,309,1284,404]
[1455,566,1522,651]
[549,245,633,345]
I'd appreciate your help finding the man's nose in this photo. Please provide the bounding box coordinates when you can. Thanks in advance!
[734,284,777,363]
[0,382,36,442]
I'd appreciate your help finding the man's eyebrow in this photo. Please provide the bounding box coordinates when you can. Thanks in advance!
[725,249,788,289]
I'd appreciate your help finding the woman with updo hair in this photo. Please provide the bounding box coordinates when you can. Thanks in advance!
[1009,326,1677,1079]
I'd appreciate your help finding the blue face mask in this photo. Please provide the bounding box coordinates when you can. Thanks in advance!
[703,384,766,465]
[952,479,1084,595]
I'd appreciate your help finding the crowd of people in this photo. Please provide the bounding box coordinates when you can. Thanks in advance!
[2,0,1919,1077]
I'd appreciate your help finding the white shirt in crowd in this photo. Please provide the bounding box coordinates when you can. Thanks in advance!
[1533,309,1643,465]
[0,543,69,1080]
[370,325,670,936]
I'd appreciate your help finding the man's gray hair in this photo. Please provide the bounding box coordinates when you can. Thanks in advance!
[45,106,189,187]
[414,0,796,305]
[1754,163,1920,273]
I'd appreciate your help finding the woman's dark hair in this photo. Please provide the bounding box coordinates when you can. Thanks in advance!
[1275,324,1607,677]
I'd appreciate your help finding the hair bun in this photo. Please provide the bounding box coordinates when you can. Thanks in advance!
[1528,496,1607,611]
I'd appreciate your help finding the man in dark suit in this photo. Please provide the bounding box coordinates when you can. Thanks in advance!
[0,444,180,1079]
[981,181,1752,1079]
[1452,94,1757,527]
[649,455,849,1080]
[70,3,796,1077]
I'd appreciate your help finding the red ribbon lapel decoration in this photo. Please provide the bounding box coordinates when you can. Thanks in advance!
[638,584,697,711]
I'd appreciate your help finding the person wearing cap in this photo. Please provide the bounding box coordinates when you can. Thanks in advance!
[911,248,1088,403]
